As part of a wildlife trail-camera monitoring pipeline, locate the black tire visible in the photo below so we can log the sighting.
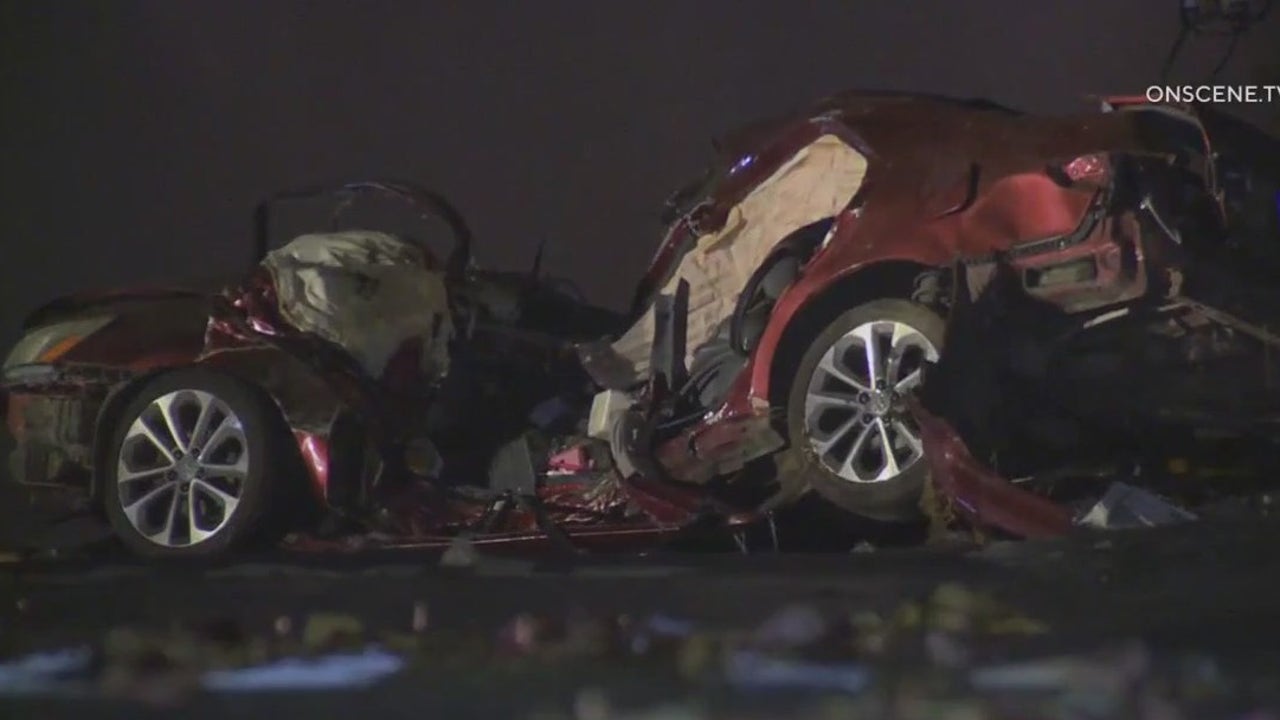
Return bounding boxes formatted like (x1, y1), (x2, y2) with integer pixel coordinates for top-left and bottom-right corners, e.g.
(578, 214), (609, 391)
(102, 368), (285, 559)
(779, 299), (946, 521)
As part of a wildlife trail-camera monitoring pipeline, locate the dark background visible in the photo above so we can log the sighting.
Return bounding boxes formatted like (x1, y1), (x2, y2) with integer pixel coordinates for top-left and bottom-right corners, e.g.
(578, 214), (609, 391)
(1, 0), (1277, 352)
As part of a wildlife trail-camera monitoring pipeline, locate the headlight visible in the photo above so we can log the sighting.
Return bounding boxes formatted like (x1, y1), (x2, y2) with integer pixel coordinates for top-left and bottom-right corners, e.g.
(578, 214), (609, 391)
(2, 315), (115, 370)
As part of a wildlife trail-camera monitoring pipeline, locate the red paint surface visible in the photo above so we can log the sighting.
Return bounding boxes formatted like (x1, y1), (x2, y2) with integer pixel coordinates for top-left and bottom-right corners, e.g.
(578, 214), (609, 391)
(292, 430), (331, 500)
(912, 402), (1073, 539)
(643, 95), (1193, 486)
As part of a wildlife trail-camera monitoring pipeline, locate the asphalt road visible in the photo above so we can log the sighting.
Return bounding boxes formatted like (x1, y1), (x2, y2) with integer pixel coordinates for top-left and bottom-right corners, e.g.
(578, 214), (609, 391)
(3, 515), (1280, 718)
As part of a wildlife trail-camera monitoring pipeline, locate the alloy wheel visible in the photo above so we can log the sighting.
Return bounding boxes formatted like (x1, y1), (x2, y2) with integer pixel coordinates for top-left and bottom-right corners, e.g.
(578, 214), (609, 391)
(802, 319), (940, 483)
(114, 389), (249, 547)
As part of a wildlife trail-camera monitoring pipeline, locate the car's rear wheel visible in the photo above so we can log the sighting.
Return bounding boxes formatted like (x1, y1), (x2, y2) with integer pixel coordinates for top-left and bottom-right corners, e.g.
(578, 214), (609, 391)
(781, 299), (945, 521)
(103, 369), (283, 559)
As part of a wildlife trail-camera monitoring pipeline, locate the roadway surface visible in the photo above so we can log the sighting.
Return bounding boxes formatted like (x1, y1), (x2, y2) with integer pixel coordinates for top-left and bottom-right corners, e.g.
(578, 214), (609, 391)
(2, 513), (1280, 718)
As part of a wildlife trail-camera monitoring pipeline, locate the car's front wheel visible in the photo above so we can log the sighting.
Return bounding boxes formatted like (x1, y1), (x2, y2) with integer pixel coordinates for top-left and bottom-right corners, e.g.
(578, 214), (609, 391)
(781, 299), (945, 521)
(103, 369), (284, 559)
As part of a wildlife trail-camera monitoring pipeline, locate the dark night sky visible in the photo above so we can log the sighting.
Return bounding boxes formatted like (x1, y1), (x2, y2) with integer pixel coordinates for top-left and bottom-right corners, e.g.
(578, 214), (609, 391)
(1, 1), (1277, 351)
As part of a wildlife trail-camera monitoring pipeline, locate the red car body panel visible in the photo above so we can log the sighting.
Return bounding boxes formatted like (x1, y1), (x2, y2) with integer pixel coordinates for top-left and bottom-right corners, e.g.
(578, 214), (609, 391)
(292, 430), (331, 500)
(913, 401), (1075, 539)
(649, 94), (1178, 484)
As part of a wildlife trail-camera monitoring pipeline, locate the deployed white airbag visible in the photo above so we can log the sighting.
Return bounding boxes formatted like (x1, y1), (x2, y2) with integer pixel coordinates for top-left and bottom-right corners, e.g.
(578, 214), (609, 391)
(262, 231), (454, 380)
(608, 134), (869, 383)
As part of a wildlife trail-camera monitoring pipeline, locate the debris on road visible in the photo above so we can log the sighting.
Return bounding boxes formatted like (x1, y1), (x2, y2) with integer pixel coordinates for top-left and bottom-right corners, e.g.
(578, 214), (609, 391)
(724, 651), (870, 695)
(200, 647), (404, 692)
(0, 647), (91, 696)
(1076, 483), (1198, 530)
(440, 534), (480, 568)
(301, 613), (366, 651)
(0, 581), (1274, 718)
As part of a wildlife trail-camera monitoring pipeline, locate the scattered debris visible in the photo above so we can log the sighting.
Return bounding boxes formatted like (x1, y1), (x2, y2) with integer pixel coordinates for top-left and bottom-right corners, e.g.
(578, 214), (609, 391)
(644, 614), (696, 639)
(412, 601), (430, 633)
(0, 583), (1274, 717)
(200, 647), (404, 692)
(440, 534), (479, 568)
(573, 686), (613, 720)
(750, 603), (831, 650)
(0, 647), (91, 695)
(724, 651), (871, 694)
(301, 613), (366, 651)
(1077, 483), (1198, 530)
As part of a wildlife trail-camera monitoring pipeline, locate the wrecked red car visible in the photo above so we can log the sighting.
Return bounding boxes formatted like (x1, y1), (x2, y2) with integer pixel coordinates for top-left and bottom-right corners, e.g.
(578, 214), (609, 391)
(3, 91), (1278, 558)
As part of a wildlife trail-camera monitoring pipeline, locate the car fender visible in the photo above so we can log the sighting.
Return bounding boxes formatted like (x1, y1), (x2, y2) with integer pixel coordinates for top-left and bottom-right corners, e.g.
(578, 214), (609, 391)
(743, 208), (955, 407)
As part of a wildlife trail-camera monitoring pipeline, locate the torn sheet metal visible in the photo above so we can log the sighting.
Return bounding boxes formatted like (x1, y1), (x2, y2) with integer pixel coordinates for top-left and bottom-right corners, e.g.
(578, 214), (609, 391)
(262, 231), (454, 380)
(912, 401), (1075, 540)
(608, 134), (868, 384)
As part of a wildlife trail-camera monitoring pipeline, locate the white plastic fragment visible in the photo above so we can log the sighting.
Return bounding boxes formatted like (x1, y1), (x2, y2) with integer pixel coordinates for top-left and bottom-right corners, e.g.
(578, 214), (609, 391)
(1076, 482), (1197, 529)
(588, 389), (632, 440)
(725, 650), (870, 694)
(200, 646), (404, 692)
(0, 646), (92, 695)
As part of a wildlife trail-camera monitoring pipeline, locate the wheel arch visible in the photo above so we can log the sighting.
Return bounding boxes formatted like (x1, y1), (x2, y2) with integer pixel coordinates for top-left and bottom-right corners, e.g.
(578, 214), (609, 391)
(763, 259), (944, 409)
(90, 369), (171, 507)
(90, 350), (342, 508)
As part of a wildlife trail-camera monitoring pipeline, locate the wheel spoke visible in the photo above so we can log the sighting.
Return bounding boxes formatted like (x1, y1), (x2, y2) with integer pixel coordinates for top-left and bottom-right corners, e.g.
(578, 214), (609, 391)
(816, 353), (868, 392)
(146, 489), (181, 545)
(123, 481), (173, 516)
(153, 393), (192, 454)
(187, 392), (218, 452)
(853, 323), (883, 388)
(197, 415), (241, 463)
(131, 420), (175, 464)
(895, 368), (924, 393)
(811, 414), (861, 455)
(117, 464), (172, 484)
(837, 421), (877, 479)
(806, 390), (862, 411)
(875, 418), (901, 479)
(892, 418), (923, 457)
(886, 324), (918, 379)
(199, 455), (248, 479)
(122, 482), (176, 540)
(188, 489), (214, 544)
(192, 479), (240, 518)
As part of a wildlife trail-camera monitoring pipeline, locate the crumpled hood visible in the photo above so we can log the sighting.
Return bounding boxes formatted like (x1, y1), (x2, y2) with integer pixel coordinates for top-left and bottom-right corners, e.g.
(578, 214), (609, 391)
(20, 279), (230, 331)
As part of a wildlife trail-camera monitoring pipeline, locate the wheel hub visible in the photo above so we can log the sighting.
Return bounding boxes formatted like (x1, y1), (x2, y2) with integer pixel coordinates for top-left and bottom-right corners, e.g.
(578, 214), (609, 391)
(866, 390), (894, 416)
(175, 454), (200, 483)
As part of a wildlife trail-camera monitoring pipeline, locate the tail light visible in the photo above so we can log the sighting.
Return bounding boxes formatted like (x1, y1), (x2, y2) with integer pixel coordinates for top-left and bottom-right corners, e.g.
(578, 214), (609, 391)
(1062, 154), (1109, 182)
(1048, 154), (1110, 186)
